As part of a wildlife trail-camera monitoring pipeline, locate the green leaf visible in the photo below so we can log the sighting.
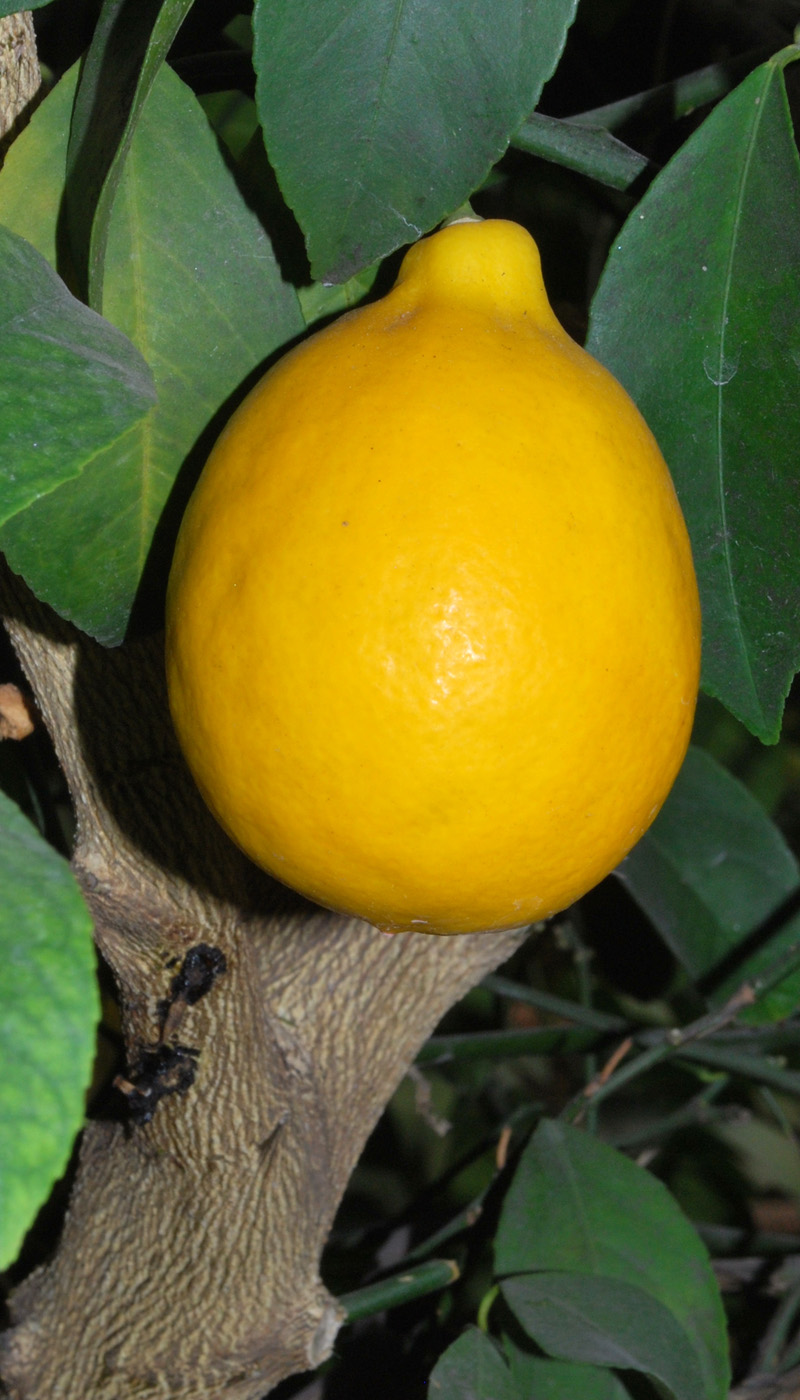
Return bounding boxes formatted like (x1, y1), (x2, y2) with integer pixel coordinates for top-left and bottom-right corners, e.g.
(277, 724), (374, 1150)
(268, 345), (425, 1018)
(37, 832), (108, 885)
(0, 63), (303, 644)
(0, 791), (98, 1270)
(504, 1337), (632, 1399)
(0, 224), (155, 527)
(429, 1327), (518, 1400)
(618, 746), (800, 1020)
(252, 0), (579, 282)
(503, 1275), (707, 1400)
(587, 48), (800, 743)
(0, 65), (76, 267)
(495, 1120), (730, 1399)
(298, 262), (382, 329)
(199, 91), (260, 161)
(0, 0), (51, 12)
(65, 0), (195, 310)
(511, 114), (648, 190)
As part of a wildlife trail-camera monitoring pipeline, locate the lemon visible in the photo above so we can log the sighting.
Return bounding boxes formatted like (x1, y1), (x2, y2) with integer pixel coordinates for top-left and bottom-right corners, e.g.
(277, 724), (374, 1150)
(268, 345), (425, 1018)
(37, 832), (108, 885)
(165, 219), (700, 935)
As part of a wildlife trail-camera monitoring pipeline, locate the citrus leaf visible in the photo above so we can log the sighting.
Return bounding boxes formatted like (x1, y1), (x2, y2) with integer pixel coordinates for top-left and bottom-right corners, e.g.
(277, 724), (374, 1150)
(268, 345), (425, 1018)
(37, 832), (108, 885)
(298, 262), (382, 328)
(0, 66), (74, 267)
(0, 0), (51, 11)
(65, 0), (194, 310)
(618, 746), (800, 1021)
(429, 1327), (518, 1400)
(0, 63), (303, 644)
(502, 1274), (706, 1400)
(495, 1120), (729, 1399)
(504, 1337), (632, 1399)
(252, 0), (579, 282)
(0, 790), (98, 1270)
(587, 47), (800, 743)
(0, 223), (155, 527)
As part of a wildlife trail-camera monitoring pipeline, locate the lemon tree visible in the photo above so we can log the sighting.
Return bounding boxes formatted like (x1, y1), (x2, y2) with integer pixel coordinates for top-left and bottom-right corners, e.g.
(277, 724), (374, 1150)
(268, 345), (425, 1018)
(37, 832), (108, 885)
(0, 3), (799, 1399)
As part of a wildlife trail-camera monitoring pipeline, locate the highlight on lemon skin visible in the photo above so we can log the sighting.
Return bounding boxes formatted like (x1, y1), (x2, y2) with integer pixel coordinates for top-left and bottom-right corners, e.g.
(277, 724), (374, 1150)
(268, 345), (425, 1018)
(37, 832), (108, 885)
(165, 218), (701, 937)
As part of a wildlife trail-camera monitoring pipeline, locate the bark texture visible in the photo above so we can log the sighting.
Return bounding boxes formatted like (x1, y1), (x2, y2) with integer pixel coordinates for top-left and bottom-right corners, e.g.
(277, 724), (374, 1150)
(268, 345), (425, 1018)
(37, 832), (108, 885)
(0, 12), (39, 152)
(0, 564), (526, 1398)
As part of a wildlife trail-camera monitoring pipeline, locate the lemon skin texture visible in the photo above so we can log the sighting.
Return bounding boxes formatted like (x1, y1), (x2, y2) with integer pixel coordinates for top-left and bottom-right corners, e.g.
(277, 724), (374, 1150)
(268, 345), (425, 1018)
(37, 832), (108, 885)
(165, 219), (701, 936)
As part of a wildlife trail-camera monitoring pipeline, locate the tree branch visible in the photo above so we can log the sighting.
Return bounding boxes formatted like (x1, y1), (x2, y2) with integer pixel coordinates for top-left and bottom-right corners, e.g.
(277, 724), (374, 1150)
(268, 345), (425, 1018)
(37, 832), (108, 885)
(0, 561), (526, 1399)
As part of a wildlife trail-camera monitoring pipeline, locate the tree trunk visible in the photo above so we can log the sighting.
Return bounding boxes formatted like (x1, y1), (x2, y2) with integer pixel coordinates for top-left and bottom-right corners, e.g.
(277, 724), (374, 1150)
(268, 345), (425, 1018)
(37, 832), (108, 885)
(0, 562), (526, 1398)
(0, 11), (39, 154)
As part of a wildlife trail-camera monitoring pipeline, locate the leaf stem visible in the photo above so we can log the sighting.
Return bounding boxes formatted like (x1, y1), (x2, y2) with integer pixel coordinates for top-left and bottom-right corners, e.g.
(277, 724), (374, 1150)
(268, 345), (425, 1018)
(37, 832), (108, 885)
(604, 1078), (730, 1151)
(697, 1222), (800, 1258)
(417, 1024), (607, 1064)
(510, 113), (648, 190)
(571, 45), (774, 132)
(338, 1258), (459, 1323)
(482, 974), (628, 1033)
(753, 1265), (800, 1373)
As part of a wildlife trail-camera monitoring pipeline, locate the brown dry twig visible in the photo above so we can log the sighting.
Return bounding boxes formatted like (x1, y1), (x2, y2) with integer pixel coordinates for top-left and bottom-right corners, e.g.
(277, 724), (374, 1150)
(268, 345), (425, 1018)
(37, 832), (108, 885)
(582, 1036), (635, 1100)
(495, 1123), (513, 1171)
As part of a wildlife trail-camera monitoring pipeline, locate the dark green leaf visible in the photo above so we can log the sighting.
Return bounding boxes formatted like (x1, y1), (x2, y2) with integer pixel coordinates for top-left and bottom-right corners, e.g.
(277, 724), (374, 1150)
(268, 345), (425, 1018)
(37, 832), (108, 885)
(0, 0), (52, 13)
(429, 1327), (518, 1400)
(0, 791), (98, 1269)
(0, 224), (155, 527)
(298, 263), (382, 328)
(618, 746), (800, 1020)
(503, 1274), (707, 1400)
(65, 0), (194, 310)
(0, 64), (303, 644)
(495, 1121), (729, 1399)
(504, 1336), (633, 1399)
(252, 0), (579, 281)
(199, 91), (260, 160)
(511, 113), (648, 190)
(587, 48), (800, 742)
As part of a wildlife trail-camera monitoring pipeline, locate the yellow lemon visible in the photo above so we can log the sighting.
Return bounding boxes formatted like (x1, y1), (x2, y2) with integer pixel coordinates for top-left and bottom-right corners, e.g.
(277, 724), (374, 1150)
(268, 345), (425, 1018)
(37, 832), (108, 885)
(165, 219), (700, 935)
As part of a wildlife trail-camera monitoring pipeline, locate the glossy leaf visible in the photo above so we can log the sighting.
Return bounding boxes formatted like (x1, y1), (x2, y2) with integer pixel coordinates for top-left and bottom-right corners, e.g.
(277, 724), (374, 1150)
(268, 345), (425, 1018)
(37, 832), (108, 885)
(503, 1275), (707, 1400)
(252, 0), (579, 282)
(619, 746), (800, 1020)
(0, 0), (50, 11)
(0, 64), (303, 644)
(0, 791), (98, 1270)
(429, 1328), (518, 1400)
(0, 224), (155, 527)
(65, 0), (194, 310)
(587, 48), (800, 742)
(504, 1338), (632, 1399)
(496, 1120), (729, 1399)
(298, 262), (382, 328)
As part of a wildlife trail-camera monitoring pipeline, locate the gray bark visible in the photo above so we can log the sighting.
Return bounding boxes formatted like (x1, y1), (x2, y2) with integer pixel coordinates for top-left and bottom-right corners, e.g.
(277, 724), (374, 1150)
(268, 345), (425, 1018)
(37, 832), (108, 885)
(0, 564), (525, 1398)
(0, 12), (39, 153)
